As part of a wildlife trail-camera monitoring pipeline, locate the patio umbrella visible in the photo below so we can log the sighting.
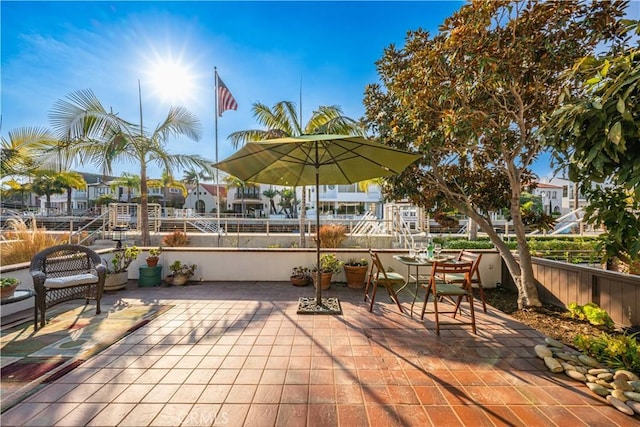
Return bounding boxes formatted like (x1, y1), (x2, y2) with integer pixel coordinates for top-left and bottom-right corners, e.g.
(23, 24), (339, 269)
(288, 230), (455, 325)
(214, 134), (420, 313)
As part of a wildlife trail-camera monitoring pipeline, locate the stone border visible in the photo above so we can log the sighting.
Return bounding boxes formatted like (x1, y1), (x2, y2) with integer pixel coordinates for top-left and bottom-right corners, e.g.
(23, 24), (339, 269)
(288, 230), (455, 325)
(535, 336), (640, 416)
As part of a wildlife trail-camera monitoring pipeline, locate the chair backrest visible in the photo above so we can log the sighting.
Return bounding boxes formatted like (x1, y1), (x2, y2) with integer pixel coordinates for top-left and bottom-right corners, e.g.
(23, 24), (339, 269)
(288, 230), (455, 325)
(369, 250), (392, 282)
(457, 250), (482, 281)
(431, 260), (473, 287)
(30, 244), (103, 278)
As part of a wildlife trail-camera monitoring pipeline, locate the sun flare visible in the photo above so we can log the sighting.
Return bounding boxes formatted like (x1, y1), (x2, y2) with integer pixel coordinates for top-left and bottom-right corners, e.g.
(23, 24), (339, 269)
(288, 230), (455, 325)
(145, 59), (196, 105)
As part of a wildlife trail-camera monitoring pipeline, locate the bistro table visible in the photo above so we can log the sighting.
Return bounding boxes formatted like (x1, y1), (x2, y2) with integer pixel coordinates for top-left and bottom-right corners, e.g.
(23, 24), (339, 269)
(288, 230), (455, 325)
(1, 289), (35, 305)
(393, 254), (454, 316)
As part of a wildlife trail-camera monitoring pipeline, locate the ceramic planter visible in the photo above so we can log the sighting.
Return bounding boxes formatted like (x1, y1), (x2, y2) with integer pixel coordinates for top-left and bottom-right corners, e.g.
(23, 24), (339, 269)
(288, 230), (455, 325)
(344, 265), (368, 289)
(104, 271), (128, 291)
(312, 272), (332, 290)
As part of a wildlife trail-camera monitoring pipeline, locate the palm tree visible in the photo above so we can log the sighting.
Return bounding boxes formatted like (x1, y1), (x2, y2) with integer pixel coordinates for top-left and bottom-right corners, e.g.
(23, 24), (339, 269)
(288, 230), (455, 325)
(228, 101), (362, 246)
(31, 170), (67, 215)
(48, 88), (211, 245)
(110, 172), (141, 203)
(262, 188), (279, 215)
(56, 171), (86, 215)
(148, 170), (187, 208)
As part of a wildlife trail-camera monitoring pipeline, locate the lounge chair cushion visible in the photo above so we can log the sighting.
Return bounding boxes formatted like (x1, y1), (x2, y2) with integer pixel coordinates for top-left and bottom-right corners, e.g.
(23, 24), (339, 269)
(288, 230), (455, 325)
(44, 273), (99, 289)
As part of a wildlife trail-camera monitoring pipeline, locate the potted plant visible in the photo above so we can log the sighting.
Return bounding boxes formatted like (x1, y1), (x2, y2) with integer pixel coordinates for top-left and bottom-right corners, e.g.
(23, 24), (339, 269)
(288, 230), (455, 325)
(312, 253), (344, 290)
(166, 260), (197, 286)
(0, 277), (20, 299)
(146, 247), (162, 267)
(290, 266), (311, 287)
(104, 245), (140, 291)
(343, 257), (369, 289)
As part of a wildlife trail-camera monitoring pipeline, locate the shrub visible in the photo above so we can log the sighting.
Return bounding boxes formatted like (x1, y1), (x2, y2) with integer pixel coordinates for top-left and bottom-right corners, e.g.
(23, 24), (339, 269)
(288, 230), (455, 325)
(0, 218), (66, 266)
(162, 231), (190, 247)
(318, 224), (347, 248)
(574, 332), (640, 374)
(567, 302), (614, 328)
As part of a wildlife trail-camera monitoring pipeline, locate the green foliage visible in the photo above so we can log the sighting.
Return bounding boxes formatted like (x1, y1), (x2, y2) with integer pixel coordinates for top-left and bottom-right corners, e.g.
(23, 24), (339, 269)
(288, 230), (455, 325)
(291, 266), (311, 278)
(567, 302), (614, 328)
(108, 245), (140, 274)
(168, 260), (197, 278)
(574, 331), (640, 374)
(543, 22), (639, 266)
(314, 253), (344, 274)
(0, 277), (19, 287)
(345, 258), (368, 267)
(147, 247), (162, 258)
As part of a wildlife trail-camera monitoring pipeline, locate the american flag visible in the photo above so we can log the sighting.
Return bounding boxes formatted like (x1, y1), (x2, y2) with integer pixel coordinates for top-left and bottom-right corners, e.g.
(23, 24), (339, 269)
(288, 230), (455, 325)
(217, 74), (238, 117)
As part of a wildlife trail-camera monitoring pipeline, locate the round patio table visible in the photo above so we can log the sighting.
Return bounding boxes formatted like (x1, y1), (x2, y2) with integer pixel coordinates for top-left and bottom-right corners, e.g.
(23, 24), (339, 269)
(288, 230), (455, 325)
(1, 289), (35, 305)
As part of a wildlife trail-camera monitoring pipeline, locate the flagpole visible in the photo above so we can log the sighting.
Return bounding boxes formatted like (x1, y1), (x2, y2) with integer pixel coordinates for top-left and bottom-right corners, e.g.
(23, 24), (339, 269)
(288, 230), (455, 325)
(214, 67), (221, 243)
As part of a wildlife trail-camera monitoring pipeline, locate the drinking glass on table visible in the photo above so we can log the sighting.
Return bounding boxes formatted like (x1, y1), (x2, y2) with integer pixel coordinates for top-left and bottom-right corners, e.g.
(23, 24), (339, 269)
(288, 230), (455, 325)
(434, 244), (442, 258)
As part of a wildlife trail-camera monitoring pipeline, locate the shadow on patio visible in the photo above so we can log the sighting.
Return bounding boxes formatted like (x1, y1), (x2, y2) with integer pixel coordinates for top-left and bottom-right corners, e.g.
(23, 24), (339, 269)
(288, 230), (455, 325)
(1, 281), (635, 426)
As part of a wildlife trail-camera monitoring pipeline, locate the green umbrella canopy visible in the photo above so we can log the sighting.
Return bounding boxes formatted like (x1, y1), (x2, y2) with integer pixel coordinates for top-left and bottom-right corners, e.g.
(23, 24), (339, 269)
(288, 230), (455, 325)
(214, 134), (420, 186)
(215, 134), (419, 313)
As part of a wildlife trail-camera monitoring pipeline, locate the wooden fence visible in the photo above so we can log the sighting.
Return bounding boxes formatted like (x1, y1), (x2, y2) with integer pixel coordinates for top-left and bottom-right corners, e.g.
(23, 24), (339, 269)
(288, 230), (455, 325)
(502, 257), (640, 327)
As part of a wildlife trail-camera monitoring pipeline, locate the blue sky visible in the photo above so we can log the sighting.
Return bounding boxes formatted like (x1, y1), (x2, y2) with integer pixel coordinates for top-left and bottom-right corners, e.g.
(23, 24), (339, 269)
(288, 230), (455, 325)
(5, 0), (632, 180)
(2, 1), (467, 179)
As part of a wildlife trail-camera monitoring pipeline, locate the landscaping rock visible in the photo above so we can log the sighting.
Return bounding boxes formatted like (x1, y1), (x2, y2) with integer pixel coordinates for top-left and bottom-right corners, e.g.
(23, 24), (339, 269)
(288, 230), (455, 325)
(544, 356), (563, 373)
(586, 382), (611, 397)
(534, 344), (553, 359)
(596, 379), (614, 389)
(597, 372), (614, 381)
(628, 401), (640, 415)
(586, 374), (598, 383)
(607, 395), (635, 416)
(624, 391), (640, 403)
(556, 352), (580, 364)
(612, 390), (628, 401)
(566, 370), (587, 382)
(578, 354), (601, 368)
(613, 378), (634, 391)
(616, 370), (640, 381)
(588, 368), (611, 375)
(545, 337), (564, 348)
(630, 381), (640, 393)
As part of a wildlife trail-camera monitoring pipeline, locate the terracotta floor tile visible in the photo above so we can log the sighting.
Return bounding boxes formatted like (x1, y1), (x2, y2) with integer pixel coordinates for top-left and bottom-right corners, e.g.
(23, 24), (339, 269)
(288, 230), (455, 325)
(365, 404), (403, 427)
(335, 384), (364, 404)
(537, 405), (590, 426)
(564, 405), (632, 427)
(243, 403), (279, 427)
(481, 405), (527, 427)
(395, 404), (432, 426)
(308, 384), (336, 404)
(118, 402), (164, 427)
(308, 403), (338, 425)
(150, 403), (192, 426)
(362, 385), (392, 405)
(337, 404), (369, 426)
(452, 405), (495, 427)
(225, 384), (258, 404)
(197, 384), (231, 404)
(281, 384), (309, 404)
(253, 384), (283, 404)
(217, 403), (250, 427)
(85, 403), (136, 426)
(276, 403), (308, 427)
(509, 405), (555, 427)
(386, 385), (420, 404)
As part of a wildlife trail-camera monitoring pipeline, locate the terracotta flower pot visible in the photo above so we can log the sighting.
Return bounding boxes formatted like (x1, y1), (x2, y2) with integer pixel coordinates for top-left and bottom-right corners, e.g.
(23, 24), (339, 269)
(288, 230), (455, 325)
(146, 257), (159, 267)
(0, 283), (19, 299)
(290, 276), (309, 286)
(344, 265), (368, 289)
(312, 272), (332, 290)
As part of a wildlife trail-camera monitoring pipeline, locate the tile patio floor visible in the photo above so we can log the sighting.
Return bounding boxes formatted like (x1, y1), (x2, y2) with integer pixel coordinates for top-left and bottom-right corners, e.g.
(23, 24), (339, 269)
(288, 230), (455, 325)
(1, 281), (638, 426)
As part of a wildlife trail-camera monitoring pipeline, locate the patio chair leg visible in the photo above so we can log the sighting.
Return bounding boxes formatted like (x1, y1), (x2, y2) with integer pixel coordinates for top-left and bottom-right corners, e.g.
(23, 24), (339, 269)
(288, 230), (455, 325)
(369, 282), (378, 312)
(468, 294), (477, 334)
(420, 287), (432, 320)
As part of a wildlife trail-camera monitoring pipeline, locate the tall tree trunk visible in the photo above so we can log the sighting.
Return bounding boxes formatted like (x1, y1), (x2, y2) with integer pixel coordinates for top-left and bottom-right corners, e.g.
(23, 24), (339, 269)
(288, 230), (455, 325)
(66, 187), (73, 216)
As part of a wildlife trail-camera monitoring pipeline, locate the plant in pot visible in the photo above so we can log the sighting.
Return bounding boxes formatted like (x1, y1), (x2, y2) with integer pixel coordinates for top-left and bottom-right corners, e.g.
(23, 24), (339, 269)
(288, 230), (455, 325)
(290, 266), (311, 287)
(343, 257), (369, 289)
(104, 245), (140, 291)
(0, 277), (20, 299)
(146, 247), (162, 267)
(312, 253), (344, 290)
(166, 260), (197, 286)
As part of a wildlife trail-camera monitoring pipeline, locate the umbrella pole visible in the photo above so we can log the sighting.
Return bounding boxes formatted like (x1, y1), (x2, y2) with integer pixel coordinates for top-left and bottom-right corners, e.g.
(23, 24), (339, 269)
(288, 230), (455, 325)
(315, 155), (322, 307)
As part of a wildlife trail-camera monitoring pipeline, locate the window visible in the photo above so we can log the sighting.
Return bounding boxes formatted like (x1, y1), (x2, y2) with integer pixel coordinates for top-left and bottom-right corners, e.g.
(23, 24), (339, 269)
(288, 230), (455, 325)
(168, 188), (181, 194)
